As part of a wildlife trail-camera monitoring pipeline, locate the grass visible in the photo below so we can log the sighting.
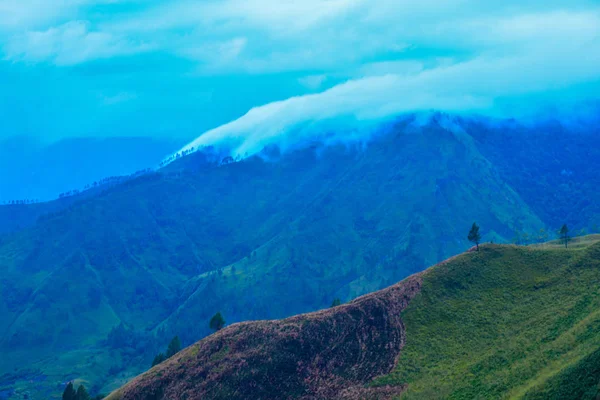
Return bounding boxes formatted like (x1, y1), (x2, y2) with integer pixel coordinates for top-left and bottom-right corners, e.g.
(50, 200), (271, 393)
(530, 234), (600, 249)
(372, 236), (600, 399)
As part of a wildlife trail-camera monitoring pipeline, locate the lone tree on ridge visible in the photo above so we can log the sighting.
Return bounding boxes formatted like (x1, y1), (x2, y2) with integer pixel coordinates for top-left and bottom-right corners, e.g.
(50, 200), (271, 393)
(559, 224), (570, 248)
(468, 222), (482, 251)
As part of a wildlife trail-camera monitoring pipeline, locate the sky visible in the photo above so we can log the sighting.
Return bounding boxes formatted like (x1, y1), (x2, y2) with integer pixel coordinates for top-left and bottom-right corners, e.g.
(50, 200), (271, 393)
(0, 0), (599, 148)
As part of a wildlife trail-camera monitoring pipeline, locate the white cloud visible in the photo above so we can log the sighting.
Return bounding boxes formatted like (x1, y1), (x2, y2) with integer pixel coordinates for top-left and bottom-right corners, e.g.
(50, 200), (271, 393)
(4, 20), (151, 65)
(96, 1), (600, 76)
(179, 37), (247, 68)
(3, 0), (598, 74)
(0, 0), (73, 30)
(298, 75), (327, 90)
(110, 0), (364, 34)
(0, 0), (599, 149)
(0, 0), (116, 30)
(176, 9), (600, 158)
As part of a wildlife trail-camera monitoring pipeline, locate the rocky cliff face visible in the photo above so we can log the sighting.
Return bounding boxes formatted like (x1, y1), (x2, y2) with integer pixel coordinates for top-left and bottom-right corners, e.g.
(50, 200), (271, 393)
(108, 273), (424, 400)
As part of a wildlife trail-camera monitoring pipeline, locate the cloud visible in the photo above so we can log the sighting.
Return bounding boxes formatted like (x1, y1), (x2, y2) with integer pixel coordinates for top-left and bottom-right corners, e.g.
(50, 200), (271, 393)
(110, 0), (364, 34)
(4, 20), (151, 65)
(0, 0), (118, 31)
(0, 0), (599, 147)
(0, 0), (76, 30)
(177, 8), (600, 158)
(179, 37), (247, 69)
(298, 75), (328, 90)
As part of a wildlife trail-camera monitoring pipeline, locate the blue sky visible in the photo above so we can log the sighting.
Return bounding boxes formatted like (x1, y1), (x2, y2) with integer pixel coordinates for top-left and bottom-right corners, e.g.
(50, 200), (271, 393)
(0, 0), (599, 146)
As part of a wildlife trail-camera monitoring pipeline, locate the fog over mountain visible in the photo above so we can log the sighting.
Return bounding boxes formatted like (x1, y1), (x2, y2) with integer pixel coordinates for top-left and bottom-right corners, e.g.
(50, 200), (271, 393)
(175, 6), (600, 158)
(1, 1), (599, 145)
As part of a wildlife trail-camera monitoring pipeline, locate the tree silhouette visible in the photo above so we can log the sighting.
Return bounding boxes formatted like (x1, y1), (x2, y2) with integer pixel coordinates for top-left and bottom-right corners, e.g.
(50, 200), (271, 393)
(151, 352), (166, 367)
(331, 298), (342, 307)
(76, 385), (91, 400)
(62, 382), (77, 400)
(209, 312), (226, 332)
(468, 223), (482, 251)
(166, 336), (182, 358)
(559, 224), (570, 248)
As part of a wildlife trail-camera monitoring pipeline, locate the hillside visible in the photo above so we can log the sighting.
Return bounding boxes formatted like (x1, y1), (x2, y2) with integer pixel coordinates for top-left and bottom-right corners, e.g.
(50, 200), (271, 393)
(108, 237), (600, 400)
(1, 116), (598, 398)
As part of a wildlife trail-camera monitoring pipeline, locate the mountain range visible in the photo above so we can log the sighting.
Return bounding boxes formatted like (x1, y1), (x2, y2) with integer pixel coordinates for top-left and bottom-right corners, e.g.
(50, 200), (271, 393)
(0, 136), (185, 204)
(0, 114), (599, 398)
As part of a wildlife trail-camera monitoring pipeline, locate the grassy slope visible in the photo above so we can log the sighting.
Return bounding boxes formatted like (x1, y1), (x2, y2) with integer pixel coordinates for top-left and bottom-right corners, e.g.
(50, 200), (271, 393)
(105, 238), (600, 400)
(105, 273), (424, 400)
(373, 237), (600, 399)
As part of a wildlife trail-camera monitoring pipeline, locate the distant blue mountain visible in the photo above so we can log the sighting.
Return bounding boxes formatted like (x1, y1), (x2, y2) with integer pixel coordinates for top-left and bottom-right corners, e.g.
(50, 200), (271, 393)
(0, 136), (187, 203)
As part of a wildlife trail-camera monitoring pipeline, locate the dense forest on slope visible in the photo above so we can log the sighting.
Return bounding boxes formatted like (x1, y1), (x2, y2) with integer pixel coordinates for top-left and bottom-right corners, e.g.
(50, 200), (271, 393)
(108, 237), (600, 400)
(468, 119), (600, 233)
(0, 116), (599, 398)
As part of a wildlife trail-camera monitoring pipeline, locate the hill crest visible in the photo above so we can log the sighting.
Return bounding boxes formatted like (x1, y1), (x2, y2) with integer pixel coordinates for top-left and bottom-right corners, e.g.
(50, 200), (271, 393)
(108, 238), (600, 400)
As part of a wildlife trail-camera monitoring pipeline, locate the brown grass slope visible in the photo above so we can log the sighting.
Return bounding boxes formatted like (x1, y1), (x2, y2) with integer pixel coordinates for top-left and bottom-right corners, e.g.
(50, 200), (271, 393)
(107, 273), (424, 400)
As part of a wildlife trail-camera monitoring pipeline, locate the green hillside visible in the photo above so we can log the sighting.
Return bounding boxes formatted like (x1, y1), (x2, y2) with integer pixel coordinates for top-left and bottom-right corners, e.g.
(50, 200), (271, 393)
(107, 237), (600, 400)
(373, 237), (600, 399)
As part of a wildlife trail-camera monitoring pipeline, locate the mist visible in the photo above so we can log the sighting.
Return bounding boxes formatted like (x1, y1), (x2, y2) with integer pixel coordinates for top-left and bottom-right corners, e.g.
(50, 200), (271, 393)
(1, 2), (599, 147)
(178, 31), (600, 158)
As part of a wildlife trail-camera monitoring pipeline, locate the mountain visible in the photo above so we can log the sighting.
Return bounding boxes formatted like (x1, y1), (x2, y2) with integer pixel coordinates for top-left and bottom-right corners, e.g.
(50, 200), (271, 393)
(0, 115), (599, 398)
(107, 236), (600, 400)
(0, 136), (186, 204)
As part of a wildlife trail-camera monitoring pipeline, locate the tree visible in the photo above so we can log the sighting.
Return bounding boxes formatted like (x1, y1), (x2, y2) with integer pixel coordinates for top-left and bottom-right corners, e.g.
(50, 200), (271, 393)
(559, 224), (570, 248)
(151, 352), (166, 367)
(468, 223), (482, 251)
(166, 336), (181, 358)
(76, 385), (91, 400)
(331, 298), (342, 307)
(62, 382), (77, 400)
(209, 312), (226, 332)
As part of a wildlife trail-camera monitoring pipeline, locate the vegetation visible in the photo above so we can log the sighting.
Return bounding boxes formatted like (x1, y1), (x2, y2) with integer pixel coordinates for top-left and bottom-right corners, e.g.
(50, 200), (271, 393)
(209, 312), (226, 332)
(166, 336), (181, 358)
(76, 385), (91, 400)
(151, 353), (166, 368)
(62, 382), (92, 400)
(1, 119), (598, 397)
(373, 237), (600, 399)
(107, 238), (600, 400)
(151, 336), (182, 367)
(62, 382), (76, 400)
(331, 298), (342, 307)
(467, 222), (481, 251)
(468, 120), (600, 233)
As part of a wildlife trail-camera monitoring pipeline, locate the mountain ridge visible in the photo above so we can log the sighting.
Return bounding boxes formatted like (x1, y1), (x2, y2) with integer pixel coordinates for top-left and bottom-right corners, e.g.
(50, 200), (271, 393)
(1, 117), (599, 398)
(107, 236), (600, 400)
(108, 272), (425, 400)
